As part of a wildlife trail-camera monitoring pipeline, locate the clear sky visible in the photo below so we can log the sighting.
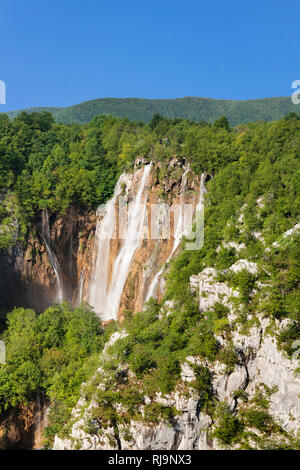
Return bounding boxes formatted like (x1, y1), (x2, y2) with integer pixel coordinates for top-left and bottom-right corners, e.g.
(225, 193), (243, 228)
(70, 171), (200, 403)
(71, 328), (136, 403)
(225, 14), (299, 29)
(0, 0), (299, 111)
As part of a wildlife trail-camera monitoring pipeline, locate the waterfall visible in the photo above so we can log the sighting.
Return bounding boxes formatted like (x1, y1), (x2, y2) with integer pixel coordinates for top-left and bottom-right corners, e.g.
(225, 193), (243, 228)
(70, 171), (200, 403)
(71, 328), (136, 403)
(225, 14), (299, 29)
(77, 268), (85, 305)
(88, 163), (152, 321)
(197, 172), (207, 209)
(41, 209), (63, 303)
(34, 391), (42, 448)
(170, 164), (192, 257)
(145, 170), (205, 302)
(102, 163), (152, 320)
(88, 173), (126, 315)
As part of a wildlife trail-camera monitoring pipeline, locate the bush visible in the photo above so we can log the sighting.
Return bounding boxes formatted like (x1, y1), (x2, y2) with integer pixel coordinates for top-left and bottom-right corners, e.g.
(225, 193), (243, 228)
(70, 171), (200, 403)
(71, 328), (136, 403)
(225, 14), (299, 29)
(128, 344), (156, 377)
(213, 403), (244, 446)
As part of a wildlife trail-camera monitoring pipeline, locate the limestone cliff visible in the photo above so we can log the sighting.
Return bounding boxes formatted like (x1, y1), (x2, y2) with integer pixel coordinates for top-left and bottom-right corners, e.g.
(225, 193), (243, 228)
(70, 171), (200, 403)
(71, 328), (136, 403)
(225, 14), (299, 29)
(52, 201), (300, 450)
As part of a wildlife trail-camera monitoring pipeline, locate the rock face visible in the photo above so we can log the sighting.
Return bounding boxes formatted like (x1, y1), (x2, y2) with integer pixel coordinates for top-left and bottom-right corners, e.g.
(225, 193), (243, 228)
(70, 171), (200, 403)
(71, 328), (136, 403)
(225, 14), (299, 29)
(0, 206), (97, 312)
(53, 369), (213, 451)
(53, 313), (300, 450)
(82, 161), (202, 320)
(53, 259), (300, 451)
(189, 264), (300, 436)
(0, 395), (49, 450)
(190, 267), (239, 311)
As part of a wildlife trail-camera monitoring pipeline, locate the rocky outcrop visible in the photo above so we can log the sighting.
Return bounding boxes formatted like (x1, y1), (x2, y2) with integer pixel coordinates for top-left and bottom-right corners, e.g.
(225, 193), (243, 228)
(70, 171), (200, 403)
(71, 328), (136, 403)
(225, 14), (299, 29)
(52, 314), (300, 451)
(189, 263), (300, 436)
(53, 392), (213, 451)
(53, 254), (300, 450)
(0, 395), (49, 450)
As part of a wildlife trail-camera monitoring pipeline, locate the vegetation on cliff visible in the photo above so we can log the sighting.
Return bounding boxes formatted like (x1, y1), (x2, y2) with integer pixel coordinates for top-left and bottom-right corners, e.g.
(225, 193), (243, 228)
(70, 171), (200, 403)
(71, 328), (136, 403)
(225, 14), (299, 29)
(0, 304), (105, 433)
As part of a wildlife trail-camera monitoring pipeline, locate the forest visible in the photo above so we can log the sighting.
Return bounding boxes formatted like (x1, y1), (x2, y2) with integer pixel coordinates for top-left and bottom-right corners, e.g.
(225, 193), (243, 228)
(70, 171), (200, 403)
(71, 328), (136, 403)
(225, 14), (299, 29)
(5, 96), (300, 126)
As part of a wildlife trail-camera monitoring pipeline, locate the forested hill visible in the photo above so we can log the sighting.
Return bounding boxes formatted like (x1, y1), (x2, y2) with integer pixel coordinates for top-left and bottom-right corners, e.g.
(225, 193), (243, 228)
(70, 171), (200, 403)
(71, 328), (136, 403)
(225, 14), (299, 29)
(5, 96), (300, 126)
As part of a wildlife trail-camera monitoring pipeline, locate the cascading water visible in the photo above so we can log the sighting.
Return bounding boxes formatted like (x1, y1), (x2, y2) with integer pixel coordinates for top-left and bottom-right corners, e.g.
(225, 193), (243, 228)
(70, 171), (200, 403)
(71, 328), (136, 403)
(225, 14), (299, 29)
(77, 268), (85, 305)
(145, 169), (205, 301)
(41, 209), (63, 303)
(197, 172), (206, 211)
(88, 174), (126, 314)
(88, 163), (152, 321)
(102, 163), (152, 320)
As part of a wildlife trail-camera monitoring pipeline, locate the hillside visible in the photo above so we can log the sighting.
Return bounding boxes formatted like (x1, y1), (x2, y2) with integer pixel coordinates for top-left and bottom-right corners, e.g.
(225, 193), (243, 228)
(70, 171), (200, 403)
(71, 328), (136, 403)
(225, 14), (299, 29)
(0, 112), (299, 450)
(5, 96), (300, 126)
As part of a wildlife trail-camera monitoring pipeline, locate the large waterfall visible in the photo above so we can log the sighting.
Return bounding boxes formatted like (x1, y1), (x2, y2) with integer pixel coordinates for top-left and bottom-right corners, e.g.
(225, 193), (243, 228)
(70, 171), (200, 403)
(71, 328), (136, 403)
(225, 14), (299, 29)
(88, 164), (152, 321)
(86, 164), (205, 321)
(88, 174), (126, 317)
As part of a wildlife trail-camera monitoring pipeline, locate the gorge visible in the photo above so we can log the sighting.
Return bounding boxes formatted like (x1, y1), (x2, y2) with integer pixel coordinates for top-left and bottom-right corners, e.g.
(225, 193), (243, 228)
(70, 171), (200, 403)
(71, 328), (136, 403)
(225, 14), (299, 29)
(0, 111), (299, 450)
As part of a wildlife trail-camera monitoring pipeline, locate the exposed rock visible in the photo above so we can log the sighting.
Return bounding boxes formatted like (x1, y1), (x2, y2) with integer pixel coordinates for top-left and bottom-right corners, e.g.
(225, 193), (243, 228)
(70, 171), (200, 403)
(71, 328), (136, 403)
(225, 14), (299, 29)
(0, 396), (49, 450)
(216, 241), (246, 252)
(229, 259), (258, 275)
(190, 268), (239, 312)
(273, 222), (300, 248)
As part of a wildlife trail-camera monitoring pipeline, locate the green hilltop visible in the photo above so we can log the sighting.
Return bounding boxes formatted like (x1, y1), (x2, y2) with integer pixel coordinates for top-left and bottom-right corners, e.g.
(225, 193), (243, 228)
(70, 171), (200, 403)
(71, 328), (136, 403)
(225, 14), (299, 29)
(5, 96), (300, 126)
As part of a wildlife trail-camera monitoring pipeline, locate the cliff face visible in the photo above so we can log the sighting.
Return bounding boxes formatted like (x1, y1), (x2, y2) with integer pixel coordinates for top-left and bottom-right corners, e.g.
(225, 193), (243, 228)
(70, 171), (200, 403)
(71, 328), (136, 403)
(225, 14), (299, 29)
(53, 256), (300, 451)
(52, 188), (300, 451)
(0, 206), (96, 313)
(0, 395), (49, 450)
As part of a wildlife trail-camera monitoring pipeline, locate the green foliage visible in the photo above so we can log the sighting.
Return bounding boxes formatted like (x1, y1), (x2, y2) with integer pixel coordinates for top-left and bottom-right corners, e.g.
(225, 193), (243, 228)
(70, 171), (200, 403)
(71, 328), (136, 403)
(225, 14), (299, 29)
(243, 409), (274, 433)
(277, 322), (300, 357)
(128, 344), (156, 377)
(143, 403), (177, 424)
(218, 345), (239, 374)
(191, 364), (215, 415)
(213, 403), (244, 446)
(0, 303), (103, 413)
(229, 270), (257, 304)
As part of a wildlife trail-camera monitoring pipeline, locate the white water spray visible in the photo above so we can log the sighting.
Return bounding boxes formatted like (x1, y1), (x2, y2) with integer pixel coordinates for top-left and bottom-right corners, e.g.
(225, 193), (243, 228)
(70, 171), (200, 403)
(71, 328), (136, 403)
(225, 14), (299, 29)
(88, 174), (125, 314)
(88, 164), (152, 320)
(77, 268), (85, 305)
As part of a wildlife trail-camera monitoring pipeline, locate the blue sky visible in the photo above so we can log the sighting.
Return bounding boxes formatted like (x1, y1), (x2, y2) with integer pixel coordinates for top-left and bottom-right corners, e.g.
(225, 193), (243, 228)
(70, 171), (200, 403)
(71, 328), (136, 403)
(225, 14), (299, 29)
(0, 0), (299, 111)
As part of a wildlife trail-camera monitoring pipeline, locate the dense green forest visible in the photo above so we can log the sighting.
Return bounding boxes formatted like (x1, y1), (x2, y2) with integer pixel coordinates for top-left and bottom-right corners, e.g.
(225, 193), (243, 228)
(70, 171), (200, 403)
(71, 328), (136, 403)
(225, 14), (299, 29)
(1, 109), (300, 252)
(0, 110), (299, 448)
(5, 96), (300, 126)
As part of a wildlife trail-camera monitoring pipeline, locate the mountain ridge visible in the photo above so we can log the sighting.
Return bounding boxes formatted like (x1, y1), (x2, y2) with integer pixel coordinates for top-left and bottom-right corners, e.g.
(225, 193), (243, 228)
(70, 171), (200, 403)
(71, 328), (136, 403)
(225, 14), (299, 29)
(4, 96), (300, 126)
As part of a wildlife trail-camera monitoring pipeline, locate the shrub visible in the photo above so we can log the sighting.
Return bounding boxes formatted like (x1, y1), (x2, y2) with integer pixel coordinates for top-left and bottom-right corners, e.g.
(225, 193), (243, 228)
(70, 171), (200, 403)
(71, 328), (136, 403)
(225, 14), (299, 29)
(128, 344), (156, 377)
